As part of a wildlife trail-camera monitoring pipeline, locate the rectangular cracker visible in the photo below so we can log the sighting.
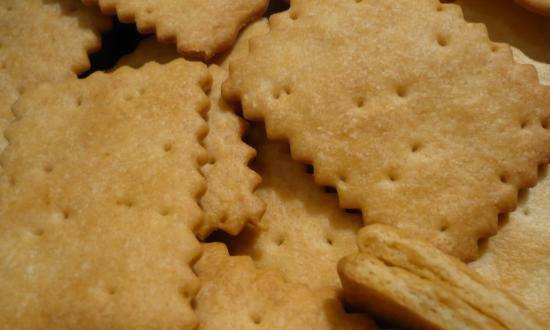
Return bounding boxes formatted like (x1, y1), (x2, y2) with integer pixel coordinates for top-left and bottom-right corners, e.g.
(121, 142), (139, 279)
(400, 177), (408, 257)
(338, 224), (543, 330)
(116, 24), (269, 239)
(0, 60), (210, 329)
(193, 243), (377, 330)
(0, 0), (111, 153)
(223, 0), (550, 261)
(81, 0), (268, 58)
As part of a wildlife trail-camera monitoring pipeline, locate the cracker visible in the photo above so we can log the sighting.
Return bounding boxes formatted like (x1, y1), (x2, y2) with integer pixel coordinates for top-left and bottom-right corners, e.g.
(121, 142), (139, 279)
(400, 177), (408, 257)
(338, 224), (543, 330)
(0, 0), (111, 153)
(515, 0), (550, 17)
(512, 48), (550, 85)
(454, 0), (550, 62)
(227, 126), (362, 289)
(0, 60), (210, 329)
(116, 37), (265, 239)
(470, 165), (550, 324)
(81, 0), (268, 59)
(194, 243), (377, 330)
(223, 0), (550, 261)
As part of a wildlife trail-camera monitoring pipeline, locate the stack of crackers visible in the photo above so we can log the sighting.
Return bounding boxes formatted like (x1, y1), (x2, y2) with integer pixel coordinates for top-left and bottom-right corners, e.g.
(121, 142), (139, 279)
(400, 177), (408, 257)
(0, 0), (549, 329)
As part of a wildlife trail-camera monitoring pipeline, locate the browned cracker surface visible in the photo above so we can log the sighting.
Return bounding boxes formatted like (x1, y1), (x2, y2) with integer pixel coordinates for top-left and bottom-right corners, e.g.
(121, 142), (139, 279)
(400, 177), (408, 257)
(0, 60), (210, 329)
(116, 34), (265, 239)
(338, 224), (543, 330)
(194, 243), (377, 330)
(223, 0), (550, 261)
(81, 0), (268, 59)
(227, 126), (362, 290)
(0, 0), (111, 153)
(454, 0), (550, 63)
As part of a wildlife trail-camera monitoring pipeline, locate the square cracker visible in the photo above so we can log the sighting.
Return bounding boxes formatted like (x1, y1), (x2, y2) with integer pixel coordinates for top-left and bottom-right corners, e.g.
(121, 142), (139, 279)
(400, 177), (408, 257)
(223, 0), (550, 261)
(81, 0), (268, 59)
(0, 60), (210, 329)
(226, 126), (362, 290)
(338, 224), (543, 330)
(0, 0), (111, 153)
(193, 243), (377, 330)
(116, 22), (269, 239)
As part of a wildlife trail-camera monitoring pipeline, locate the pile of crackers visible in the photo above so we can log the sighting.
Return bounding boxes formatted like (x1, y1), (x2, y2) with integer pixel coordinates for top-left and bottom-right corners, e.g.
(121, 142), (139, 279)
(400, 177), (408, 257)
(0, 0), (549, 329)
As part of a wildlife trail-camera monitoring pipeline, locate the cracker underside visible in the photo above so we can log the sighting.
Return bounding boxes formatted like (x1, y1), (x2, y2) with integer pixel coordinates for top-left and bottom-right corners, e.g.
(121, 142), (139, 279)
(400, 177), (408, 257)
(223, 0), (550, 261)
(81, 0), (268, 59)
(226, 126), (361, 289)
(338, 225), (543, 330)
(0, 0), (110, 153)
(116, 34), (265, 239)
(0, 61), (210, 329)
(194, 243), (377, 330)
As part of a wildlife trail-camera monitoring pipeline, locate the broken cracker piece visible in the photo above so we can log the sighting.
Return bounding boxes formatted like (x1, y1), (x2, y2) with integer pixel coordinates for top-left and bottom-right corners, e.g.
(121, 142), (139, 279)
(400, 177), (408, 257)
(116, 37), (265, 239)
(0, 0), (111, 153)
(81, 0), (268, 59)
(227, 126), (362, 289)
(0, 60), (210, 329)
(194, 243), (377, 330)
(223, 0), (550, 261)
(338, 224), (543, 330)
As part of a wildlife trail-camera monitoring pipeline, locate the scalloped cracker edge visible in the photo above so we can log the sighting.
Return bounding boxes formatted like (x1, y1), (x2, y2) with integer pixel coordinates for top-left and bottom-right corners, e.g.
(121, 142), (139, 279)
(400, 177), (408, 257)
(0, 60), (210, 329)
(81, 0), (268, 59)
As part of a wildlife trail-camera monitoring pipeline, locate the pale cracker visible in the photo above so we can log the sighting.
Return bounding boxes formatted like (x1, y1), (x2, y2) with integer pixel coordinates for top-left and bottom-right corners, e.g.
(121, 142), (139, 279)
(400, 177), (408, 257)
(0, 0), (111, 153)
(0, 60), (210, 329)
(454, 0), (550, 62)
(223, 0), (550, 261)
(194, 243), (377, 330)
(116, 36), (265, 239)
(227, 126), (362, 289)
(81, 0), (268, 59)
(514, 0), (550, 17)
(338, 224), (543, 330)
(512, 48), (550, 85)
(470, 165), (550, 324)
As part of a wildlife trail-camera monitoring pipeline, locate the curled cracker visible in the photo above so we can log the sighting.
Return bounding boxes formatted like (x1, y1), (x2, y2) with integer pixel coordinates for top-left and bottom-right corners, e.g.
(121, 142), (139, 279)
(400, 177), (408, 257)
(338, 224), (543, 330)
(0, 60), (210, 329)
(223, 0), (550, 261)
(194, 243), (377, 330)
(514, 0), (550, 17)
(0, 0), (111, 153)
(81, 0), (268, 59)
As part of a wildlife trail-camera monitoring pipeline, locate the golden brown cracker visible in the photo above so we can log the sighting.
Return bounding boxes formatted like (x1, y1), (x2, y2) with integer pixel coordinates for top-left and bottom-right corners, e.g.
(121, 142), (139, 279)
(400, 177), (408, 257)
(470, 166), (550, 324)
(0, 60), (210, 329)
(81, 0), (268, 59)
(453, 0), (550, 62)
(223, 0), (550, 261)
(227, 126), (362, 289)
(194, 243), (377, 330)
(338, 225), (543, 330)
(0, 0), (111, 153)
(515, 0), (550, 17)
(116, 38), (265, 239)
